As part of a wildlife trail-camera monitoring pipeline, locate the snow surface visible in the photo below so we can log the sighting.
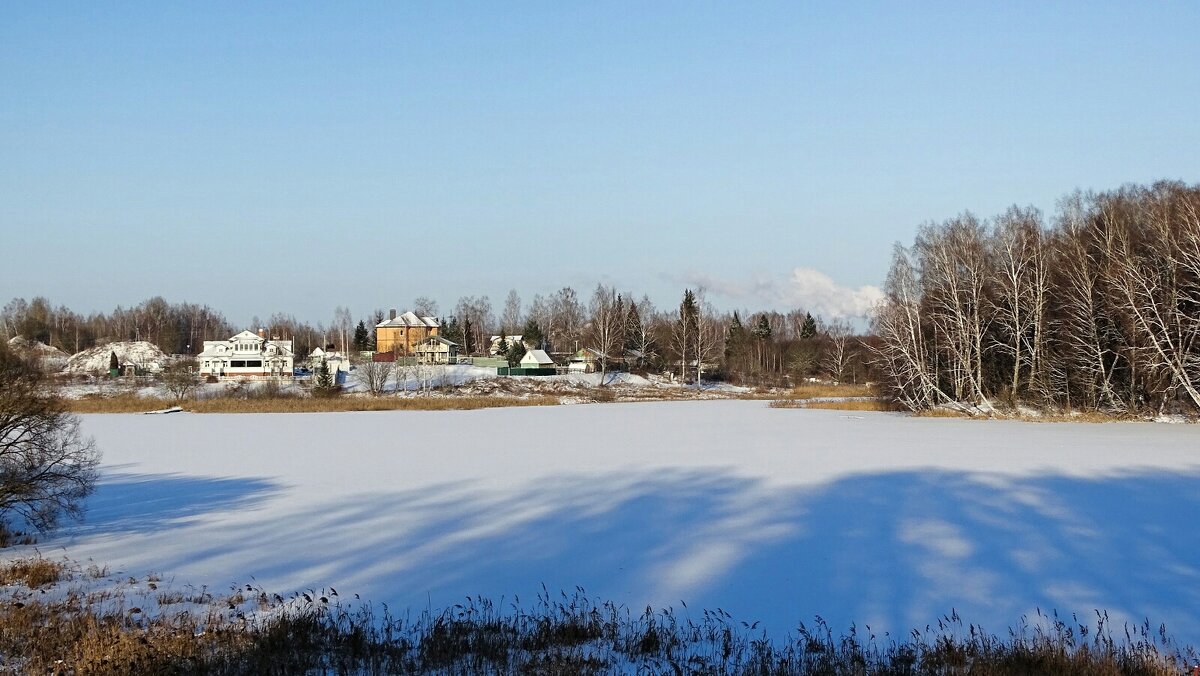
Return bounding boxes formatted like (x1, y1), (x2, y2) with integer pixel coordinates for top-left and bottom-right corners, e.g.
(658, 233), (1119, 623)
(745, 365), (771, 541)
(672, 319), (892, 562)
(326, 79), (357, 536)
(10, 401), (1200, 644)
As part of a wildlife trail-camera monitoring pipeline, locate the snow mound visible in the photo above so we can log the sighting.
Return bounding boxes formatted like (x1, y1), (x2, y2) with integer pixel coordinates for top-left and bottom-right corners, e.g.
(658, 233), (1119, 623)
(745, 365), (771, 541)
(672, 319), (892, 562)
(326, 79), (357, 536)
(6, 336), (70, 371)
(65, 341), (167, 374)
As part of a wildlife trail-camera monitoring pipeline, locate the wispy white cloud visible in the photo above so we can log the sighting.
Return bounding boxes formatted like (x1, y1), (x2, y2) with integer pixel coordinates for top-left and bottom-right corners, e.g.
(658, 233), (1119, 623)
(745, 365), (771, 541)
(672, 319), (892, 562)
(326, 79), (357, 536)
(672, 267), (882, 321)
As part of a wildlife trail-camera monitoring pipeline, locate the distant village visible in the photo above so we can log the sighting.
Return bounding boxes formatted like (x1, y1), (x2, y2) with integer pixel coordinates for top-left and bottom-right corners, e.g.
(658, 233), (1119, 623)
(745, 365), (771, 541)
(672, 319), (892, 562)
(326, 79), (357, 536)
(0, 290), (872, 390)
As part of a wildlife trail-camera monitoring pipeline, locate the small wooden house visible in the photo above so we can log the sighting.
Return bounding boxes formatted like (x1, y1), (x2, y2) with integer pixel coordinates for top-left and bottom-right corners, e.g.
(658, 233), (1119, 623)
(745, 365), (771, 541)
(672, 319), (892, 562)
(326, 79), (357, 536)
(414, 335), (460, 365)
(520, 349), (556, 369)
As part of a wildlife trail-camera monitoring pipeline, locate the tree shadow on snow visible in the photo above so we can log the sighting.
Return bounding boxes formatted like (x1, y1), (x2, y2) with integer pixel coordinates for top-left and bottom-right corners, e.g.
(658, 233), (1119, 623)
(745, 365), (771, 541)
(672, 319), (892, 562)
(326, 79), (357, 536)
(51, 464), (1200, 648)
(67, 470), (281, 538)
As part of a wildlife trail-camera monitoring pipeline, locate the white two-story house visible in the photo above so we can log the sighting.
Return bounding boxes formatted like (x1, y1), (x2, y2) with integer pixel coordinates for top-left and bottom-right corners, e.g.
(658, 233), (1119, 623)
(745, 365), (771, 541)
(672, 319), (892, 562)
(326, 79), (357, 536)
(198, 330), (294, 379)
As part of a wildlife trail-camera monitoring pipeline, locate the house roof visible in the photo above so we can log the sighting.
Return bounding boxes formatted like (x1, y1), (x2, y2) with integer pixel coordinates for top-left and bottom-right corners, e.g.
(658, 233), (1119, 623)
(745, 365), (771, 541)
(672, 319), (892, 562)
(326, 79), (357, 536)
(521, 349), (555, 365)
(377, 311), (440, 328)
(573, 347), (608, 360)
(197, 333), (294, 358)
(417, 335), (458, 347)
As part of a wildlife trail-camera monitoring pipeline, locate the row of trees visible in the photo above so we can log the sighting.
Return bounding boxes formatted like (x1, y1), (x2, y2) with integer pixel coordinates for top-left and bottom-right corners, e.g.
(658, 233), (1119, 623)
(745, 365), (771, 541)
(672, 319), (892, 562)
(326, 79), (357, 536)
(0, 296), (234, 356)
(873, 180), (1200, 414)
(2, 289), (871, 386)
(0, 297), (383, 364)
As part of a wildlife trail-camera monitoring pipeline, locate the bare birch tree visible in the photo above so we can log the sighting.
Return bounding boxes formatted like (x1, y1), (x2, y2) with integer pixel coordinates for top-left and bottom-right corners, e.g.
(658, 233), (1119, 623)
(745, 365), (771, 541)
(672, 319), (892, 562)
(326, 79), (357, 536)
(989, 205), (1050, 402)
(823, 319), (853, 382)
(502, 290), (522, 333)
(587, 285), (624, 386)
(916, 214), (992, 408)
(871, 244), (958, 411)
(1108, 184), (1200, 409)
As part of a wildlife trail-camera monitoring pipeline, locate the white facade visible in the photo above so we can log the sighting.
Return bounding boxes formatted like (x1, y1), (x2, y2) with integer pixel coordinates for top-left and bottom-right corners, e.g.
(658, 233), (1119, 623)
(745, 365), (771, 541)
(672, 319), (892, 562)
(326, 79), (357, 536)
(198, 330), (294, 379)
(414, 336), (459, 365)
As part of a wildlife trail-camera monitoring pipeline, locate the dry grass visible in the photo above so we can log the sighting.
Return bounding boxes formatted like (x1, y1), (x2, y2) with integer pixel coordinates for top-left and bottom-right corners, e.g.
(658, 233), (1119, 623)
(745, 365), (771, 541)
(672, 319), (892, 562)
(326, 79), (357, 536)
(0, 557), (64, 588)
(0, 573), (1187, 675)
(65, 394), (560, 414)
(910, 408), (1137, 422)
(912, 407), (974, 418)
(1023, 410), (1135, 424)
(775, 383), (878, 400)
(769, 398), (894, 412)
(799, 399), (894, 412)
(184, 395), (559, 413)
(66, 394), (174, 413)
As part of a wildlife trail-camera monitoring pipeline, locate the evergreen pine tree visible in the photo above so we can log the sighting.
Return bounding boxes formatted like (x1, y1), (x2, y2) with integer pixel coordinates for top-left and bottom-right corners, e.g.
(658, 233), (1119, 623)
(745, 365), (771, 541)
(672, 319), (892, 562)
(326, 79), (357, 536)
(522, 319), (545, 351)
(353, 320), (369, 352)
(677, 289), (699, 382)
(624, 301), (642, 352)
(313, 358), (340, 397)
(801, 312), (818, 339)
(753, 315), (772, 341)
(726, 311), (746, 363)
(507, 340), (526, 367)
(680, 290), (698, 334)
(108, 350), (119, 373)
(441, 316), (464, 346)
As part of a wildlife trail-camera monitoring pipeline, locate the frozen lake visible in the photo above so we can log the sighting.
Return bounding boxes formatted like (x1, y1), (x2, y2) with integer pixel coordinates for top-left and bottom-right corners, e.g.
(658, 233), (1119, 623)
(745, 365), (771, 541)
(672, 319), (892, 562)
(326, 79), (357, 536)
(15, 401), (1200, 644)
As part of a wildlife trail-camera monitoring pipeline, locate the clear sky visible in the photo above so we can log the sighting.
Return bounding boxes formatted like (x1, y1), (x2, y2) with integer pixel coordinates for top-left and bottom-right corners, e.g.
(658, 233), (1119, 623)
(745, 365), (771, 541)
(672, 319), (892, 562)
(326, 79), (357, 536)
(2, 2), (1197, 326)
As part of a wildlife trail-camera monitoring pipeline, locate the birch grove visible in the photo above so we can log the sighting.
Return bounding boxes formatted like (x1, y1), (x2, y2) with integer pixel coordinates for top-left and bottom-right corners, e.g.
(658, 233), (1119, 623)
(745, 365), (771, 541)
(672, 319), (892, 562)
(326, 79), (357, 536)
(874, 181), (1200, 414)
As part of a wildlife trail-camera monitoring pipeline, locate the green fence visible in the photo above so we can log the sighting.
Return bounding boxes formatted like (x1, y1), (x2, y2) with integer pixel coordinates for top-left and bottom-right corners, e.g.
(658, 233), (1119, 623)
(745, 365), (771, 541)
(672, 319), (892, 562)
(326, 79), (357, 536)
(497, 367), (558, 376)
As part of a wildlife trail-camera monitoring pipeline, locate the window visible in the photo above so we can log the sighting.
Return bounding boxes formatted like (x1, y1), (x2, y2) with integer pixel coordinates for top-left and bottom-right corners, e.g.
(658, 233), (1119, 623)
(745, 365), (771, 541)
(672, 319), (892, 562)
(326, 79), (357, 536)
(231, 360), (246, 368)
(246, 360), (262, 368)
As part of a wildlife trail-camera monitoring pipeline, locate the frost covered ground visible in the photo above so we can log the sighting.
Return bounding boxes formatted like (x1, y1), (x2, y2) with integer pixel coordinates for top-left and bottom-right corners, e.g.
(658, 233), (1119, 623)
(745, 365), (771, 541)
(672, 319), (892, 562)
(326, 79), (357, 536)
(8, 401), (1200, 646)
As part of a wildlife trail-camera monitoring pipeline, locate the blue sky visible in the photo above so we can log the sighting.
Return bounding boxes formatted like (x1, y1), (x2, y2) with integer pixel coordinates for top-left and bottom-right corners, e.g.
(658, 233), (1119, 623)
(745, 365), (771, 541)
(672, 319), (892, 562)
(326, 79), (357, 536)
(2, 2), (1197, 326)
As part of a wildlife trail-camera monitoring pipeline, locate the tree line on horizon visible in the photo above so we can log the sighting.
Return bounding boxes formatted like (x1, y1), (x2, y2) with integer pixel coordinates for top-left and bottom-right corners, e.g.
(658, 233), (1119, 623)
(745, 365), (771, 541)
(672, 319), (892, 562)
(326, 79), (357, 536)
(9, 178), (1197, 405)
(873, 180), (1200, 415)
(1, 286), (872, 386)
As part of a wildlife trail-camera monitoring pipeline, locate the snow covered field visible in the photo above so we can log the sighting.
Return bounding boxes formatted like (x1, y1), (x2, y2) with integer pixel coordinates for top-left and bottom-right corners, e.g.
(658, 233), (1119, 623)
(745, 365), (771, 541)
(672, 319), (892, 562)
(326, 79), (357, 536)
(11, 401), (1200, 645)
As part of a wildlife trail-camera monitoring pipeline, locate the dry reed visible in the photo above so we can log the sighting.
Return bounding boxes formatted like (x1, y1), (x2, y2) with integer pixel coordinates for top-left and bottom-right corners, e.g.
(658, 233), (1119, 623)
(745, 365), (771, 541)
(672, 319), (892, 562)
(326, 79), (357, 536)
(776, 383), (878, 400)
(64, 394), (559, 414)
(0, 563), (1188, 675)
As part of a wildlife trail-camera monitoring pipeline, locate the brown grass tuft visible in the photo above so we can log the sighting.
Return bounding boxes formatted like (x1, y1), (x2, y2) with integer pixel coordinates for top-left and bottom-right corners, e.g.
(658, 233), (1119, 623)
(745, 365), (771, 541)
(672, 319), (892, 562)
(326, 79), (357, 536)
(0, 557), (64, 588)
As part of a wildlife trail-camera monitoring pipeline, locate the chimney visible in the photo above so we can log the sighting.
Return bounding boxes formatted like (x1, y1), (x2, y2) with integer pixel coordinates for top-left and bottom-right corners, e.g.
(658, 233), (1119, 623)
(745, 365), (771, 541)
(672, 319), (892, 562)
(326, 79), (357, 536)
(389, 308), (397, 320)
(258, 329), (265, 339)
